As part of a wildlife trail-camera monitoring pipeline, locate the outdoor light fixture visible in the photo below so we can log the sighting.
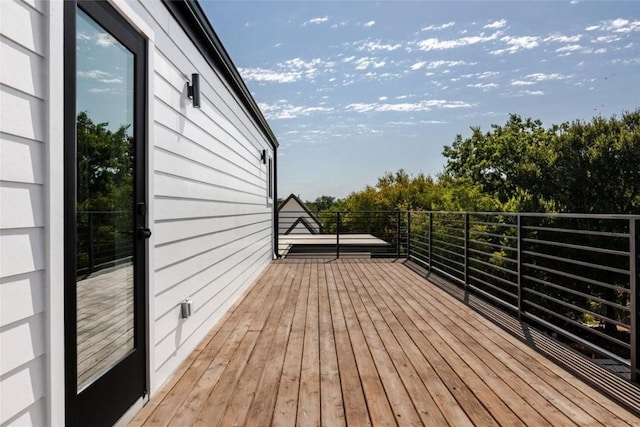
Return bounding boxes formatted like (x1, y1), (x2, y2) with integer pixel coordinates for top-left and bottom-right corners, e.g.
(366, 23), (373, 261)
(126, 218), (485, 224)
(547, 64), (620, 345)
(260, 149), (267, 164)
(180, 298), (192, 319)
(187, 73), (201, 108)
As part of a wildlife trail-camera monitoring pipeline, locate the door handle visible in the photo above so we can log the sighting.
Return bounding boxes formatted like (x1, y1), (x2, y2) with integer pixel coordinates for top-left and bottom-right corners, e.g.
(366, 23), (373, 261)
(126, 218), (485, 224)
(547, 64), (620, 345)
(138, 227), (152, 239)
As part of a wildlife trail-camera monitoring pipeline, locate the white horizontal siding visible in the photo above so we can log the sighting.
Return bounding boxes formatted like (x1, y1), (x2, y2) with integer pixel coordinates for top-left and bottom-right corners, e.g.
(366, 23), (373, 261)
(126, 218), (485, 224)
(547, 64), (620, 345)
(154, 197), (270, 222)
(122, 0), (275, 394)
(0, 183), (44, 229)
(154, 212), (270, 245)
(0, 1), (47, 425)
(0, 0), (45, 55)
(0, 357), (45, 425)
(0, 272), (45, 327)
(0, 314), (45, 376)
(0, 133), (44, 185)
(0, 86), (45, 142)
(154, 240), (271, 382)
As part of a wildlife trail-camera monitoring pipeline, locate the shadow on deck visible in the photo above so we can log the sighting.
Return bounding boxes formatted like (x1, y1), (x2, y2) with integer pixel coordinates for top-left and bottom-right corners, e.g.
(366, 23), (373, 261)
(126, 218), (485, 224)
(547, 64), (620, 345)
(131, 259), (640, 426)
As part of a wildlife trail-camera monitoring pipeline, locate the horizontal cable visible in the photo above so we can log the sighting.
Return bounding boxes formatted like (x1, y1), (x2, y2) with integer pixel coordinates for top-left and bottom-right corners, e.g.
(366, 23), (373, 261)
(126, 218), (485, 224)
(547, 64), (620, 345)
(468, 266), (518, 288)
(522, 301), (630, 350)
(523, 274), (630, 312)
(468, 284), (518, 311)
(468, 274), (518, 299)
(522, 311), (631, 365)
(522, 225), (629, 239)
(431, 251), (465, 269)
(468, 247), (518, 264)
(522, 263), (630, 293)
(522, 237), (629, 257)
(523, 287), (629, 329)
(522, 251), (629, 275)
(469, 220), (517, 228)
(469, 257), (518, 276)
(468, 238), (517, 252)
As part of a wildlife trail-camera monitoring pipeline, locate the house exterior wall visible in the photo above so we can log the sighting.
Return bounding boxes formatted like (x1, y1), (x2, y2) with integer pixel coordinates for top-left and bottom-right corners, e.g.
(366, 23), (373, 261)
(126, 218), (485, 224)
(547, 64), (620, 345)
(278, 198), (322, 235)
(0, 0), (276, 424)
(0, 1), (50, 425)
(135, 0), (275, 391)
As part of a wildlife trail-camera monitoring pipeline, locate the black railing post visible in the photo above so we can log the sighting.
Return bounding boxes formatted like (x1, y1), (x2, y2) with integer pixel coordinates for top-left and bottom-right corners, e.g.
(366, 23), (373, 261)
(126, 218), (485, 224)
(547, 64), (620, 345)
(336, 211), (341, 259)
(88, 212), (94, 275)
(631, 218), (638, 382)
(406, 211), (411, 260)
(396, 211), (401, 259)
(428, 212), (433, 272)
(517, 214), (523, 320)
(464, 213), (469, 292)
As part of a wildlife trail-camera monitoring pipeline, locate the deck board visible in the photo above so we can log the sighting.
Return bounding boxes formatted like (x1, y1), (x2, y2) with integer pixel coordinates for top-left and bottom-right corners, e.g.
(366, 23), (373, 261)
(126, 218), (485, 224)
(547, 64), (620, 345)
(131, 259), (640, 426)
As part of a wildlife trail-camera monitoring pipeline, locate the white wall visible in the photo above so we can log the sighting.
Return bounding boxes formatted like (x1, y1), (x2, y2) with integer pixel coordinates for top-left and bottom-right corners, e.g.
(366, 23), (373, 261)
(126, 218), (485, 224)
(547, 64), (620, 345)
(0, 0), (276, 424)
(0, 1), (49, 425)
(128, 0), (275, 393)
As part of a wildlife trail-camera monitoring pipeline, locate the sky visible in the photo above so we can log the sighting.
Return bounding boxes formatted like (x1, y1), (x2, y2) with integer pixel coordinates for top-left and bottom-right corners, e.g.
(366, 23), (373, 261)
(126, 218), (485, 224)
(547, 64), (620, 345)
(202, 1), (640, 201)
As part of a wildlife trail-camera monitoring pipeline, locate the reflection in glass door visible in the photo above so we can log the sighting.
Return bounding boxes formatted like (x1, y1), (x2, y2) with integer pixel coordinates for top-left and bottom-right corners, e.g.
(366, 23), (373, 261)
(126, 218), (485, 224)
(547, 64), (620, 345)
(65, 1), (147, 425)
(75, 8), (136, 391)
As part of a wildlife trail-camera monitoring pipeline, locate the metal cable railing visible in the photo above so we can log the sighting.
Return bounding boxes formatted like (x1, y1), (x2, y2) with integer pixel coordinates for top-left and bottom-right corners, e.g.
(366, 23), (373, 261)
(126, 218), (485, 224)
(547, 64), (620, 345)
(406, 211), (639, 383)
(277, 208), (640, 383)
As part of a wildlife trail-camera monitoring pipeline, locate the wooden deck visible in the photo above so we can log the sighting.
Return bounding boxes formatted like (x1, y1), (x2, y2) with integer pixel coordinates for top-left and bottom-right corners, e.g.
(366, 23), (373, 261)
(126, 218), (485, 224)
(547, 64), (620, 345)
(131, 259), (640, 426)
(77, 264), (134, 390)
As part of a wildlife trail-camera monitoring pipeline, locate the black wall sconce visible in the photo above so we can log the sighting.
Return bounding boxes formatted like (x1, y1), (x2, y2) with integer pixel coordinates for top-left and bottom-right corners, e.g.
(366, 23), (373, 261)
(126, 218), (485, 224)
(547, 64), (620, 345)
(260, 149), (267, 164)
(187, 73), (201, 108)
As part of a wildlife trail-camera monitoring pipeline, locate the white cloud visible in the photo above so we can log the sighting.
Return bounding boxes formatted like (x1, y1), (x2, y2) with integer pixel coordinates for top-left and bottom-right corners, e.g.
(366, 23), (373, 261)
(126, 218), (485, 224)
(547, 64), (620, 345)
(556, 44), (582, 53)
(378, 96), (388, 101)
(511, 80), (535, 86)
(351, 57), (386, 70)
(425, 60), (476, 69)
(594, 48), (607, 54)
(460, 71), (500, 80)
(410, 60), (475, 71)
(484, 19), (507, 29)
(88, 88), (112, 94)
(421, 21), (455, 31)
(78, 70), (123, 84)
(591, 35), (621, 44)
(358, 41), (402, 51)
(544, 34), (582, 43)
(240, 68), (301, 83)
(97, 77), (123, 84)
(417, 32), (500, 51)
(77, 32), (117, 48)
(466, 82), (498, 90)
(274, 43), (283, 48)
(491, 36), (539, 55)
(410, 61), (427, 71)
(363, 21), (376, 27)
(346, 99), (473, 113)
(240, 57), (334, 83)
(303, 16), (329, 26)
(95, 33), (116, 47)
(525, 73), (571, 81)
(258, 101), (333, 119)
(586, 18), (640, 33)
(77, 70), (110, 79)
(523, 90), (544, 96)
(613, 57), (640, 64)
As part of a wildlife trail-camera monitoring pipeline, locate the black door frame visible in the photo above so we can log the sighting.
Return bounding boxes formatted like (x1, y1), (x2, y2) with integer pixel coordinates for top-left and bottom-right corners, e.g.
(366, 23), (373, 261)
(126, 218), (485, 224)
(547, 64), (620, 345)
(63, 2), (147, 425)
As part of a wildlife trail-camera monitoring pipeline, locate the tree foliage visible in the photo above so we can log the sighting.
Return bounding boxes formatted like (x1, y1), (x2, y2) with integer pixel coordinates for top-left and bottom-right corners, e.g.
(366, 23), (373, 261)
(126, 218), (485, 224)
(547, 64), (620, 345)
(442, 110), (640, 214)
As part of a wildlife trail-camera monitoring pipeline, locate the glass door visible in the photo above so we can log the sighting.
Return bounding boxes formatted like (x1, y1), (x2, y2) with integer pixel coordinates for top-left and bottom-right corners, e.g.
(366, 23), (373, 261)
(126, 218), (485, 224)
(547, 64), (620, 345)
(65, 2), (147, 426)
